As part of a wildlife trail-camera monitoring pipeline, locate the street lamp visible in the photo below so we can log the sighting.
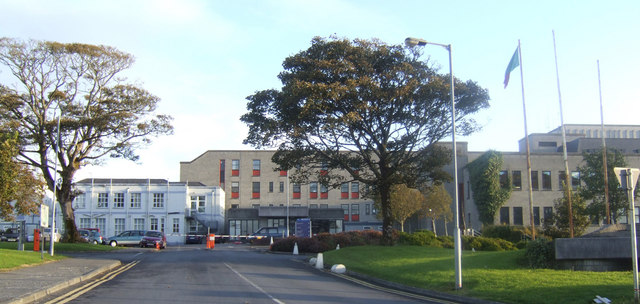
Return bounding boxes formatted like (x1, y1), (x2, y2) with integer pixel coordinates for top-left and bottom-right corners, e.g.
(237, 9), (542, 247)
(405, 37), (462, 289)
(50, 104), (61, 256)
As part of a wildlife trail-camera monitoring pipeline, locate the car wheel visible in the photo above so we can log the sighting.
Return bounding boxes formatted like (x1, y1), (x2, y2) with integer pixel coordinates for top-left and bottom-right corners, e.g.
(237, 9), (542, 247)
(139, 243), (144, 248)
(92, 240), (98, 245)
(110, 240), (117, 247)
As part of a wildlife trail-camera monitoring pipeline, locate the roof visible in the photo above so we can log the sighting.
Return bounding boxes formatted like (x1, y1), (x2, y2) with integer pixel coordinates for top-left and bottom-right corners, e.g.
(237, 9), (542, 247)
(74, 178), (206, 187)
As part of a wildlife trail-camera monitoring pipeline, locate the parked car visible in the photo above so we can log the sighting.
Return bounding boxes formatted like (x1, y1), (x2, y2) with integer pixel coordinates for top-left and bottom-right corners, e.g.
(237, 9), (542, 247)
(87, 230), (106, 245)
(1, 228), (21, 242)
(105, 230), (145, 247)
(78, 229), (91, 242)
(249, 227), (286, 240)
(185, 233), (205, 244)
(42, 228), (61, 242)
(139, 230), (166, 249)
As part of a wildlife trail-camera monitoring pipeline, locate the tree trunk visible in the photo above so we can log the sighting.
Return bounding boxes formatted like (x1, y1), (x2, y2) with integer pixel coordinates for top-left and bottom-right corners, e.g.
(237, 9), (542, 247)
(431, 218), (437, 236)
(380, 182), (395, 246)
(400, 220), (404, 232)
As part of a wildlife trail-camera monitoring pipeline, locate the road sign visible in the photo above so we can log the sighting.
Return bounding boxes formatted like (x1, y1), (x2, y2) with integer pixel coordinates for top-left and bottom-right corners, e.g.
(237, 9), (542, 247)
(40, 204), (49, 228)
(614, 167), (640, 190)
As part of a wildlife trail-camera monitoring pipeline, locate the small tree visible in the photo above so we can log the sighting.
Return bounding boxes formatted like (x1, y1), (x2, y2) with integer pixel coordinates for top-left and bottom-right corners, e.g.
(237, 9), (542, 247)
(466, 150), (511, 224)
(0, 132), (44, 221)
(421, 183), (452, 236)
(544, 185), (590, 238)
(377, 184), (424, 232)
(578, 148), (629, 223)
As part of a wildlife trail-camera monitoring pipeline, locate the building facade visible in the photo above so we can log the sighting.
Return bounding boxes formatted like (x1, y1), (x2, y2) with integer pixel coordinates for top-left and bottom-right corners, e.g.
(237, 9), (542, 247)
(179, 150), (382, 236)
(72, 179), (225, 244)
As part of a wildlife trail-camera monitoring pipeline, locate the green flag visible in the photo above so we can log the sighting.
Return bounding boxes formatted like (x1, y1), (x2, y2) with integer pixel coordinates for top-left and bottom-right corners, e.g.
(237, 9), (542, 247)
(504, 47), (520, 88)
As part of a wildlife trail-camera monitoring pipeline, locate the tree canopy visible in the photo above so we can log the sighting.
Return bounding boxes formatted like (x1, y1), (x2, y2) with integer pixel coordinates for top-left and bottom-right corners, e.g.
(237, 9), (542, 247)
(577, 148), (629, 223)
(422, 183), (453, 236)
(378, 184), (424, 232)
(241, 36), (490, 244)
(0, 38), (173, 241)
(0, 131), (44, 220)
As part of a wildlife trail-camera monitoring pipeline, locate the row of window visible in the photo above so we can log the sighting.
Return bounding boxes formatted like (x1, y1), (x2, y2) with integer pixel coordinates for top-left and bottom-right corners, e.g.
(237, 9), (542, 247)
(499, 206), (553, 226)
(499, 170), (580, 191)
(231, 181), (361, 200)
(76, 192), (166, 209)
(78, 217), (180, 236)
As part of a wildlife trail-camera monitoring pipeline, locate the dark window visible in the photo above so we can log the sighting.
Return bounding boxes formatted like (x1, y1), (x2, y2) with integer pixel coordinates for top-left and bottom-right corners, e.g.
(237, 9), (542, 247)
(542, 171), (552, 190)
(279, 182), (284, 193)
(231, 159), (240, 176)
(293, 183), (301, 199)
(533, 207), (541, 225)
(219, 159), (225, 188)
(539, 141), (557, 147)
(499, 171), (509, 188)
(513, 207), (523, 225)
(558, 171), (566, 190)
(500, 207), (510, 224)
(252, 182), (260, 199)
(543, 207), (553, 224)
(571, 171), (580, 190)
(531, 171), (539, 191)
(512, 170), (522, 190)
(252, 160), (260, 176)
(269, 182), (274, 193)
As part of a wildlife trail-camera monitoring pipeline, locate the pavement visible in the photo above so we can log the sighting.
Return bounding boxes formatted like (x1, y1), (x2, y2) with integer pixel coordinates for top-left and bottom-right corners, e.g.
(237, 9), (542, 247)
(0, 256), (121, 304)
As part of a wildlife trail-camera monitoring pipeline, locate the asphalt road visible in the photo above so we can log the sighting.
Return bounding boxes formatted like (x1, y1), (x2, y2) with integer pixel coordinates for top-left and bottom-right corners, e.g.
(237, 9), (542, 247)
(37, 243), (439, 304)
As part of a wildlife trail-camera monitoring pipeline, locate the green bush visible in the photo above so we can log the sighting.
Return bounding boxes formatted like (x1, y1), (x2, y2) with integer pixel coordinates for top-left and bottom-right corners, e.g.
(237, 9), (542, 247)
(524, 238), (555, 269)
(398, 230), (443, 247)
(437, 235), (454, 248)
(482, 225), (525, 243)
(269, 230), (383, 253)
(462, 235), (517, 251)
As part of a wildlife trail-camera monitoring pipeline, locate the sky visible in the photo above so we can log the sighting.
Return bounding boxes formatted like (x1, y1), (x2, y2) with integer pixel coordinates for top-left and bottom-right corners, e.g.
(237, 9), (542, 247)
(1, 0), (638, 182)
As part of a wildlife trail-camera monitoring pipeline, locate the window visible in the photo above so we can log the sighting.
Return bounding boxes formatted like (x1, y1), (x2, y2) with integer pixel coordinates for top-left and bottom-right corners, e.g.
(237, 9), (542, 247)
(351, 204), (360, 221)
(341, 183), (349, 199)
(150, 218), (158, 231)
(173, 218), (180, 233)
(252, 159), (261, 176)
(191, 196), (205, 213)
(543, 207), (553, 225)
(134, 218), (145, 230)
(500, 207), (509, 224)
(114, 193), (125, 208)
(309, 182), (318, 199)
(74, 194), (86, 209)
(280, 170), (287, 176)
(293, 183), (301, 199)
(228, 219), (259, 236)
(231, 182), (239, 199)
(161, 218), (165, 232)
(341, 204), (349, 221)
(95, 218), (106, 234)
(153, 193), (164, 208)
(231, 159), (240, 176)
(365, 203), (371, 215)
(252, 182), (260, 199)
(320, 162), (328, 176)
(231, 204), (239, 209)
(542, 171), (552, 190)
(320, 204), (328, 208)
(351, 182), (360, 199)
(539, 141), (557, 147)
(513, 207), (523, 225)
(97, 193), (108, 208)
(310, 204), (318, 208)
(219, 159), (225, 188)
(571, 171), (580, 190)
(531, 171), (539, 191)
(320, 184), (329, 199)
(558, 171), (566, 190)
(279, 182), (284, 193)
(512, 171), (521, 190)
(114, 218), (125, 235)
(80, 218), (90, 229)
(269, 182), (274, 193)
(130, 193), (141, 208)
(252, 204), (260, 208)
(533, 207), (540, 225)
(499, 171), (509, 188)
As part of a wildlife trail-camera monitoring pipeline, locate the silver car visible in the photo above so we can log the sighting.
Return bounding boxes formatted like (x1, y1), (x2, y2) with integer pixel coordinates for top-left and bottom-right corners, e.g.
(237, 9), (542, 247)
(105, 230), (146, 247)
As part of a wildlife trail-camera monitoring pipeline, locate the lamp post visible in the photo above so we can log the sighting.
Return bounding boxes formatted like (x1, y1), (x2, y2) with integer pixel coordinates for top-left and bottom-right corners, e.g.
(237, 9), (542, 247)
(405, 37), (462, 289)
(50, 105), (61, 256)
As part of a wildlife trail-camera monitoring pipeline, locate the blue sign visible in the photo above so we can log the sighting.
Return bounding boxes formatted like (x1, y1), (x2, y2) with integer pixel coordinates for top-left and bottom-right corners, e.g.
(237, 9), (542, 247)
(295, 218), (311, 238)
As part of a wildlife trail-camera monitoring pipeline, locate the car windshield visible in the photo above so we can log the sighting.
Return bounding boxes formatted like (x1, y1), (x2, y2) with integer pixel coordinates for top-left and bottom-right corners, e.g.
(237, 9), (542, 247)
(145, 231), (162, 237)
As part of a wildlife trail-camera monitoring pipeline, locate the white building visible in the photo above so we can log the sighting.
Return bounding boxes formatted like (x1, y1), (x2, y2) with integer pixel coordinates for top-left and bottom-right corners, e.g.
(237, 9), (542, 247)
(72, 179), (225, 244)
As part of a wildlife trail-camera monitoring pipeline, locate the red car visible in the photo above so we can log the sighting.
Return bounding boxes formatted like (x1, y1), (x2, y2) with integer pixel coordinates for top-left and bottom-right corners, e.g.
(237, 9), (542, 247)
(139, 230), (166, 249)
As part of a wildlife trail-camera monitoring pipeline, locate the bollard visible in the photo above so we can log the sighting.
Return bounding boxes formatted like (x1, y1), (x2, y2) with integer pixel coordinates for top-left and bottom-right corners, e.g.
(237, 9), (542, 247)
(331, 264), (346, 274)
(315, 253), (324, 269)
(336, 244), (340, 250)
(156, 241), (160, 250)
(293, 242), (299, 255)
(270, 237), (274, 245)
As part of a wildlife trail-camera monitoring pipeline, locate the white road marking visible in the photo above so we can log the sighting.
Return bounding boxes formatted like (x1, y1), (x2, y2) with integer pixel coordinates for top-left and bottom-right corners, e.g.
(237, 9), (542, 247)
(224, 262), (285, 304)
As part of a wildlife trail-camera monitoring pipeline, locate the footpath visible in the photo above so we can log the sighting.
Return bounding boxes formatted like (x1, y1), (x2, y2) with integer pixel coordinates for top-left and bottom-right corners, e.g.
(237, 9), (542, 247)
(0, 257), (120, 304)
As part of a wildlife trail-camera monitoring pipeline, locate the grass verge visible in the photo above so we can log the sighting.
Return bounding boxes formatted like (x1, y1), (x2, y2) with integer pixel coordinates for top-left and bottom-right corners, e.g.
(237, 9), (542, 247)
(323, 245), (633, 304)
(0, 241), (120, 270)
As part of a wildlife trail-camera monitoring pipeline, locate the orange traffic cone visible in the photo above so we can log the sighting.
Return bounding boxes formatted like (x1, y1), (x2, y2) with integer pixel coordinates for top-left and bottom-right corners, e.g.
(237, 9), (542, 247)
(156, 242), (160, 250)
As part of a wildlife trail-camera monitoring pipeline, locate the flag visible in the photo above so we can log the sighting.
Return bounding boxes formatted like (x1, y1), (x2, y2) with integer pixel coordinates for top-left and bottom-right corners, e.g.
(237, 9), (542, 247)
(504, 47), (520, 88)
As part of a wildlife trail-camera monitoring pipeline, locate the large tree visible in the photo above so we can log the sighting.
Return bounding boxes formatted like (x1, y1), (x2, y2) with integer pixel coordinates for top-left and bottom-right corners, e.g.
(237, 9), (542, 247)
(0, 38), (173, 241)
(578, 148), (629, 223)
(0, 131), (45, 220)
(241, 36), (490, 245)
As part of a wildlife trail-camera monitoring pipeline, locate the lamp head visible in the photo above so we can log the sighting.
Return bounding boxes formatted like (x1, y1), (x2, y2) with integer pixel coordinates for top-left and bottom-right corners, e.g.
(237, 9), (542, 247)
(405, 37), (428, 47)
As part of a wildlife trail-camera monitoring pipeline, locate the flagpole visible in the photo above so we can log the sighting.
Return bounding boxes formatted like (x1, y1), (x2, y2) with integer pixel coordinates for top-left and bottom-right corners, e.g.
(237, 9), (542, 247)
(597, 60), (610, 225)
(516, 40), (536, 240)
(552, 30), (574, 238)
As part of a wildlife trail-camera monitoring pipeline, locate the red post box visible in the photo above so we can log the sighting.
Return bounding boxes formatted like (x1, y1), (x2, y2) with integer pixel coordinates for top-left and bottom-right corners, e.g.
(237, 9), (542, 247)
(33, 229), (40, 251)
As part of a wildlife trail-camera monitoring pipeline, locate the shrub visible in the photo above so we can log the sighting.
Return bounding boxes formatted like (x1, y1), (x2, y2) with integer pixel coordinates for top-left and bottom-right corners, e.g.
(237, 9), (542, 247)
(437, 235), (454, 248)
(462, 236), (517, 251)
(524, 238), (555, 269)
(399, 230), (444, 247)
(269, 230), (383, 253)
(482, 225), (525, 243)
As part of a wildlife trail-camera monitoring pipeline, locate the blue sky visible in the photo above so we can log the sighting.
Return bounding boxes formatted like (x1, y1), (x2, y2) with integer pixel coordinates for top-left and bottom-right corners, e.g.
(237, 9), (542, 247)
(1, 0), (638, 181)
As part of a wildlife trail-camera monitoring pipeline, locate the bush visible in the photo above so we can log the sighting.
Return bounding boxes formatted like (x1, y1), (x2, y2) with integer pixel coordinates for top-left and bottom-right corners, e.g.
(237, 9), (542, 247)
(524, 238), (555, 269)
(462, 236), (517, 251)
(399, 230), (444, 247)
(482, 225), (526, 243)
(269, 230), (383, 253)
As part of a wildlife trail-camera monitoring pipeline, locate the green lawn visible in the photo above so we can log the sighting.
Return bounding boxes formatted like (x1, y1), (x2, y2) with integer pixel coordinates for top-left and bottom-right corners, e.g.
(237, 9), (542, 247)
(323, 246), (633, 304)
(0, 241), (120, 271)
